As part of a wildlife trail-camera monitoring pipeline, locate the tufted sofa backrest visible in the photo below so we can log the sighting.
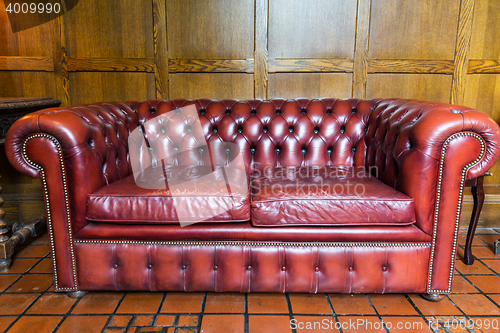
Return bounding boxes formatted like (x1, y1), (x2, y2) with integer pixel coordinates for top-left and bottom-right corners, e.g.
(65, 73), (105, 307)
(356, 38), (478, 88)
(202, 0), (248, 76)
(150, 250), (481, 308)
(131, 98), (375, 175)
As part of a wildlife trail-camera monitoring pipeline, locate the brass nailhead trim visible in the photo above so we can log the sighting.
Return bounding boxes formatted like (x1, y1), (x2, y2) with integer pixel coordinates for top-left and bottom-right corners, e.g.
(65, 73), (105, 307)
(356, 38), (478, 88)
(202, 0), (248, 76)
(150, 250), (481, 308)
(22, 134), (78, 291)
(74, 239), (431, 248)
(427, 132), (485, 294)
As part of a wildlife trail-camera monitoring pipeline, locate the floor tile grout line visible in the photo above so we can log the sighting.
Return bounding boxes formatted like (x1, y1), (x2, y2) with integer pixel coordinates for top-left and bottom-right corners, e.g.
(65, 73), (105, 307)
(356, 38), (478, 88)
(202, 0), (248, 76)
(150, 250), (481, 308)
(404, 293), (436, 330)
(244, 293), (249, 333)
(152, 292), (167, 327)
(195, 292), (207, 333)
(285, 293), (297, 333)
(365, 294), (390, 333)
(325, 293), (343, 333)
(52, 290), (85, 333)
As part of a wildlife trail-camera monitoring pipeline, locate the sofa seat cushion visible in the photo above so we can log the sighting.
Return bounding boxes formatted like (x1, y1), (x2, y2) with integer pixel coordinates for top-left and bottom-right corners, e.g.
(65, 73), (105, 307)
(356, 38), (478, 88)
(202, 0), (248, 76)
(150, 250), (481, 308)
(251, 166), (416, 227)
(86, 165), (250, 224)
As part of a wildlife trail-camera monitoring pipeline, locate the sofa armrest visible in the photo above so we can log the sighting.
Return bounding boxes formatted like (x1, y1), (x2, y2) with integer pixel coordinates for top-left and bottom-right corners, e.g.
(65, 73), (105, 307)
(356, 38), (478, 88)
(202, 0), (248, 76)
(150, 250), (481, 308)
(365, 99), (500, 293)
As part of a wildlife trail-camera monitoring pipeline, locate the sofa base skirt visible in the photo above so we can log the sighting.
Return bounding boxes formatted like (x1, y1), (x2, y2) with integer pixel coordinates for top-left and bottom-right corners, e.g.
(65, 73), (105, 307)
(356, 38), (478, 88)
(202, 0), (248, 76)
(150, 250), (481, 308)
(71, 240), (431, 293)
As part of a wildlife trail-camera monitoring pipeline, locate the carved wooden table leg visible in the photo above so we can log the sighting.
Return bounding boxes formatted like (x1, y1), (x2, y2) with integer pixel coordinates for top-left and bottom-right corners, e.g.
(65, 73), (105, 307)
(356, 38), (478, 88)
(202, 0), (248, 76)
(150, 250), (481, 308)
(464, 176), (484, 265)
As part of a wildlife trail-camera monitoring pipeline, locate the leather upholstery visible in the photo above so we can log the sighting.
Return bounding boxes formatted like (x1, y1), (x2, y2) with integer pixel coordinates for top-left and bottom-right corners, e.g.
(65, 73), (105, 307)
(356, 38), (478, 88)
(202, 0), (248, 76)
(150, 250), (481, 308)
(74, 241), (430, 293)
(74, 222), (432, 242)
(5, 97), (500, 294)
(251, 165), (415, 226)
(87, 165), (249, 224)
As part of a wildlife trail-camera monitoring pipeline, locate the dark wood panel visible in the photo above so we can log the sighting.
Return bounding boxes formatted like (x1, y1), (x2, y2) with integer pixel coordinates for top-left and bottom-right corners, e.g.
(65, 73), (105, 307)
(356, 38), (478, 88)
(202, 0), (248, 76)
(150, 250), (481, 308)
(0, 1), (53, 57)
(167, 0), (254, 59)
(366, 74), (452, 103)
(169, 60), (254, 73)
(0, 72), (56, 98)
(468, 60), (500, 74)
(254, 0), (268, 99)
(369, 0), (461, 59)
(65, 0), (153, 58)
(169, 73), (254, 100)
(268, 0), (357, 59)
(469, 0), (500, 59)
(268, 73), (352, 99)
(464, 74), (500, 185)
(67, 58), (154, 72)
(69, 72), (155, 105)
(0, 57), (53, 71)
(368, 60), (454, 74)
(269, 59), (353, 73)
(153, 0), (168, 99)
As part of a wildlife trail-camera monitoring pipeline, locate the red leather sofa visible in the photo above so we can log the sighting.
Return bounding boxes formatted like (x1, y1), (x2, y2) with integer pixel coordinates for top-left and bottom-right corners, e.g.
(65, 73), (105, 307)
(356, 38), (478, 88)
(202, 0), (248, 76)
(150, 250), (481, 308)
(6, 98), (500, 300)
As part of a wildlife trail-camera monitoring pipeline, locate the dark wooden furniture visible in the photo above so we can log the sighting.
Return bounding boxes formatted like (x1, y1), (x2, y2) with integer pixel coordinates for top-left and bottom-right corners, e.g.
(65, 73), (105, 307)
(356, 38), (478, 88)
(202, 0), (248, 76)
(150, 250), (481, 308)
(0, 97), (60, 272)
(463, 172), (492, 265)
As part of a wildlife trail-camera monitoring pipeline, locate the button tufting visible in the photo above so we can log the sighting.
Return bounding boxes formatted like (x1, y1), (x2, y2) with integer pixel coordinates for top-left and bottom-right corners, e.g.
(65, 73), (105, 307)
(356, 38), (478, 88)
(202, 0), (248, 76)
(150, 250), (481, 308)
(326, 109), (332, 115)
(225, 146), (230, 153)
(282, 266), (286, 271)
(160, 126), (166, 134)
(382, 266), (388, 272)
(175, 109), (181, 114)
(250, 146), (256, 154)
(315, 267), (320, 272)
(288, 126), (294, 133)
(148, 264), (153, 269)
(364, 126), (368, 133)
(351, 147), (356, 154)
(199, 147), (205, 153)
(348, 266), (354, 272)
(113, 264), (118, 269)
(247, 265), (252, 271)
(263, 126), (268, 133)
(301, 109), (307, 115)
(173, 147), (178, 153)
(214, 265), (218, 271)
(149, 107), (156, 114)
(276, 109), (281, 114)
(301, 148), (307, 154)
(186, 125), (192, 133)
(225, 109), (231, 115)
(212, 127), (218, 133)
(327, 147), (333, 154)
(251, 110), (256, 115)
(351, 108), (357, 114)
(237, 126), (243, 133)
(200, 109), (206, 115)
(275, 147), (281, 153)
(182, 265), (187, 270)
(314, 126), (319, 134)
(340, 125), (345, 134)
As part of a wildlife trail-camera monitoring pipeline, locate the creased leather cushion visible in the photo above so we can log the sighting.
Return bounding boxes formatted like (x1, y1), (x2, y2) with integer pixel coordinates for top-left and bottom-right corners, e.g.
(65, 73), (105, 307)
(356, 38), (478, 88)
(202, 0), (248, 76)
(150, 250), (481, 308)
(87, 165), (250, 224)
(251, 166), (416, 226)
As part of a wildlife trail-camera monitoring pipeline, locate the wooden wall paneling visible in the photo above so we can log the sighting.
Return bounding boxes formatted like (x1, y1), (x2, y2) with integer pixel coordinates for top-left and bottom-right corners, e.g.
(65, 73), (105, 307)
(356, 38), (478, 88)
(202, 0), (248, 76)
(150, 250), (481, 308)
(169, 73), (254, 101)
(153, 0), (169, 99)
(366, 74), (452, 103)
(468, 60), (500, 74)
(469, 0), (500, 59)
(367, 60), (455, 74)
(268, 0), (357, 59)
(451, 0), (475, 105)
(268, 73), (353, 100)
(0, 57), (53, 72)
(254, 0), (268, 99)
(169, 59), (254, 73)
(464, 74), (500, 184)
(69, 72), (155, 105)
(369, 0), (460, 60)
(51, 14), (70, 106)
(66, 58), (154, 73)
(0, 72), (56, 98)
(352, 0), (371, 99)
(0, 1), (52, 57)
(65, 0), (154, 58)
(166, 0), (254, 59)
(269, 59), (353, 73)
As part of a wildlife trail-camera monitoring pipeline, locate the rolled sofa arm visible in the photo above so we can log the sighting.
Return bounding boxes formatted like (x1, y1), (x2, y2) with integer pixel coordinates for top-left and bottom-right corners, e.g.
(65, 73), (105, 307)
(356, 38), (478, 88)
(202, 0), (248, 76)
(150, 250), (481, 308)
(5, 102), (139, 291)
(365, 99), (500, 293)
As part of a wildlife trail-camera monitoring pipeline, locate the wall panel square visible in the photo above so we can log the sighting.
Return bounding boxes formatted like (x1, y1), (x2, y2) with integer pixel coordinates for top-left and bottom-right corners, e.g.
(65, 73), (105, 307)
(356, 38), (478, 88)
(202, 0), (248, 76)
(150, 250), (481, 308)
(469, 0), (500, 59)
(65, 0), (153, 58)
(169, 73), (254, 100)
(268, 0), (357, 59)
(464, 74), (500, 185)
(366, 74), (452, 103)
(0, 1), (52, 57)
(167, 0), (254, 59)
(0, 72), (56, 98)
(268, 73), (353, 99)
(69, 72), (155, 105)
(369, 0), (460, 59)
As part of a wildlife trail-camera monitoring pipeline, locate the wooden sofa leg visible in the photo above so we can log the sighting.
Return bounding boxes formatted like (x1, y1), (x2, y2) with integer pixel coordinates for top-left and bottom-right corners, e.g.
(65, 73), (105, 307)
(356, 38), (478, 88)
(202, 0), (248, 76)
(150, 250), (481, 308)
(67, 291), (88, 298)
(420, 293), (445, 302)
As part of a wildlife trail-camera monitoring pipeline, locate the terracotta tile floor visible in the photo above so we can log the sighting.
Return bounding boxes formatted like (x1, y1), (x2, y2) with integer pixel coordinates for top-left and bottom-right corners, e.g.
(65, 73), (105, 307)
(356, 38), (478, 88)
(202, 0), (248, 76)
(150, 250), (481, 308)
(0, 229), (499, 333)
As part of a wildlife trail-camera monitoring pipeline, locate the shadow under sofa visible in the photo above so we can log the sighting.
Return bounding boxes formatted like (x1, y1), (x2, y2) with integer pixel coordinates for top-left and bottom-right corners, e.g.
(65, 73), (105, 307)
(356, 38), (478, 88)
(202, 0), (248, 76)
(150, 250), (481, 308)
(5, 97), (500, 301)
